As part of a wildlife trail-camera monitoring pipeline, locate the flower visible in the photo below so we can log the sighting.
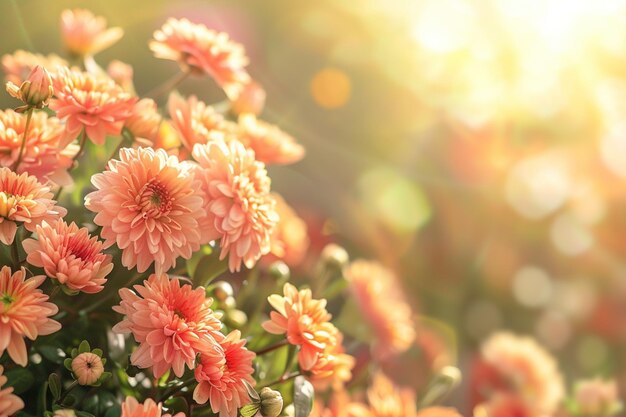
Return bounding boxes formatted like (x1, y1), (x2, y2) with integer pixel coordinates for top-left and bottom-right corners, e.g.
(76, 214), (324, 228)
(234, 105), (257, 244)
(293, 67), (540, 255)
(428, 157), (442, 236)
(2, 50), (67, 85)
(121, 397), (184, 417)
(263, 193), (309, 267)
(415, 407), (462, 417)
(150, 18), (250, 100)
(50, 67), (136, 146)
(60, 9), (123, 57)
(193, 330), (256, 417)
(22, 220), (113, 294)
(473, 394), (544, 417)
(237, 114), (305, 165)
(344, 260), (415, 358)
(0, 167), (67, 245)
(262, 283), (337, 370)
(310, 391), (365, 417)
(85, 147), (204, 273)
(0, 365), (24, 416)
(126, 98), (161, 142)
(574, 378), (622, 417)
(107, 60), (134, 92)
(192, 140), (278, 271)
(6, 65), (54, 111)
(0, 266), (61, 366)
(231, 81), (266, 116)
(309, 329), (355, 390)
(0, 109), (78, 186)
(361, 373), (418, 417)
(112, 274), (223, 378)
(71, 352), (105, 385)
(473, 332), (565, 414)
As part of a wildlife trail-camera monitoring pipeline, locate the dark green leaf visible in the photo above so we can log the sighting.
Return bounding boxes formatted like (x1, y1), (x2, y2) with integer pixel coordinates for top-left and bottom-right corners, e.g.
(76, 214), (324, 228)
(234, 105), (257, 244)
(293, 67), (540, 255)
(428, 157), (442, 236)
(164, 397), (188, 414)
(92, 348), (103, 357)
(78, 340), (91, 354)
(76, 412), (96, 417)
(104, 405), (122, 417)
(38, 345), (66, 364)
(48, 373), (61, 401)
(293, 376), (314, 417)
(4, 368), (35, 394)
(193, 253), (228, 287)
(64, 358), (73, 371)
(186, 245), (213, 277)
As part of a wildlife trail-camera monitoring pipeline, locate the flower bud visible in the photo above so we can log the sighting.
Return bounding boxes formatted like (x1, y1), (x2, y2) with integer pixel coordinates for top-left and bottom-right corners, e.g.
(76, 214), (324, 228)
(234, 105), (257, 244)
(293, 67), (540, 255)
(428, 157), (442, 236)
(5, 65), (54, 111)
(212, 281), (234, 302)
(71, 352), (105, 385)
(321, 244), (349, 270)
(53, 410), (77, 417)
(231, 81), (266, 116)
(224, 309), (248, 329)
(268, 261), (290, 281)
(259, 387), (283, 417)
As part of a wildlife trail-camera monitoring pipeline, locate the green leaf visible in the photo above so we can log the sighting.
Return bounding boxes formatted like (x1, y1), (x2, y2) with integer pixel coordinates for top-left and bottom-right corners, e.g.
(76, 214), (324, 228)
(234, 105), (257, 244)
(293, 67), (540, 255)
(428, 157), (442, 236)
(78, 340), (91, 354)
(76, 412), (96, 417)
(4, 368), (35, 394)
(240, 403), (260, 417)
(38, 345), (66, 364)
(293, 376), (314, 417)
(92, 348), (103, 357)
(104, 405), (122, 417)
(186, 245), (213, 277)
(243, 380), (260, 402)
(164, 397), (188, 414)
(48, 373), (61, 401)
(64, 358), (73, 371)
(193, 252), (228, 287)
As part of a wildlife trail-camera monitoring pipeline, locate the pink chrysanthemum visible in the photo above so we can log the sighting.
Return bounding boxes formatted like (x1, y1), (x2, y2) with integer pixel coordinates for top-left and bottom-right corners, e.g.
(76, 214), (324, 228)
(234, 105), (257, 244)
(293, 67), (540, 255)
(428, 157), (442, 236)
(150, 18), (250, 100)
(344, 260), (416, 359)
(0, 266), (61, 366)
(113, 274), (223, 378)
(0, 365), (24, 415)
(262, 283), (337, 370)
(263, 193), (310, 268)
(60, 9), (123, 57)
(50, 67), (136, 146)
(85, 147), (204, 273)
(191, 140), (278, 272)
(575, 378), (621, 416)
(473, 394), (541, 417)
(2, 50), (67, 85)
(22, 220), (113, 294)
(0, 167), (67, 245)
(107, 60), (134, 92)
(126, 98), (161, 143)
(121, 397), (184, 417)
(0, 109), (78, 186)
(237, 114), (305, 165)
(193, 330), (256, 417)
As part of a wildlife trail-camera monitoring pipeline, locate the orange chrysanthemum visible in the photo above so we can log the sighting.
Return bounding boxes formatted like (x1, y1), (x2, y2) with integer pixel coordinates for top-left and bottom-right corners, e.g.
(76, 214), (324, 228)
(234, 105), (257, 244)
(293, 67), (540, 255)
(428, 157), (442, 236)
(126, 98), (161, 143)
(262, 283), (337, 370)
(0, 365), (24, 415)
(150, 18), (250, 100)
(0, 167), (67, 245)
(85, 147), (204, 273)
(107, 60), (134, 92)
(263, 193), (310, 267)
(193, 330), (256, 417)
(344, 260), (415, 359)
(0, 266), (61, 366)
(50, 67), (136, 146)
(121, 397), (184, 417)
(363, 373), (418, 417)
(60, 9), (123, 57)
(0, 109), (78, 186)
(191, 140), (278, 272)
(311, 391), (366, 417)
(2, 50), (67, 85)
(113, 274), (223, 378)
(473, 394), (546, 417)
(415, 408), (462, 417)
(23, 220), (113, 294)
(309, 329), (355, 391)
(237, 114), (305, 165)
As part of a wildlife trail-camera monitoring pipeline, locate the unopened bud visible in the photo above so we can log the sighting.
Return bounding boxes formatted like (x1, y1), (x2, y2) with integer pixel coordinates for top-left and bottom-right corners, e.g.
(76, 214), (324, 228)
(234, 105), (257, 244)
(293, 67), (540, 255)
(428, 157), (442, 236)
(268, 261), (290, 281)
(213, 281), (234, 302)
(224, 309), (248, 329)
(259, 387), (283, 417)
(6, 65), (53, 111)
(221, 295), (236, 310)
(321, 244), (349, 270)
(231, 81), (266, 116)
(71, 352), (104, 385)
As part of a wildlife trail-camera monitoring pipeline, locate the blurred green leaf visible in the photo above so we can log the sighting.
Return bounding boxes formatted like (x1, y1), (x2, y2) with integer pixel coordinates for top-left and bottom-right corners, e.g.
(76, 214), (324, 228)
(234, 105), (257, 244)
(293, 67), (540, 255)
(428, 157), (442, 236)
(164, 397), (188, 414)
(193, 252), (228, 287)
(78, 340), (91, 354)
(39, 345), (66, 364)
(293, 376), (314, 417)
(186, 245), (213, 277)
(104, 405), (122, 417)
(48, 373), (61, 401)
(5, 368), (35, 394)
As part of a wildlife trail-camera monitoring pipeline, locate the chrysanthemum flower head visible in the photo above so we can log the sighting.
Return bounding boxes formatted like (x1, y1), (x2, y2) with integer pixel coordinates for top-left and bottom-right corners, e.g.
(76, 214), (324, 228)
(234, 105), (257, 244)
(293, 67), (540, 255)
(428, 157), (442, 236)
(231, 81), (266, 116)
(344, 260), (416, 359)
(121, 397), (184, 417)
(363, 373), (418, 417)
(23, 220), (113, 294)
(473, 394), (544, 417)
(263, 193), (309, 267)
(309, 329), (355, 391)
(150, 18), (250, 100)
(574, 378), (621, 417)
(50, 67), (136, 146)
(71, 352), (105, 385)
(262, 283), (337, 370)
(237, 114), (305, 165)
(2, 50), (67, 85)
(192, 139), (278, 271)
(126, 98), (161, 143)
(107, 60), (134, 92)
(0, 365), (24, 415)
(85, 147), (204, 273)
(415, 407), (463, 417)
(60, 9), (123, 57)
(193, 330), (256, 417)
(0, 266), (61, 366)
(113, 274), (224, 378)
(0, 109), (78, 186)
(310, 391), (366, 417)
(0, 167), (67, 245)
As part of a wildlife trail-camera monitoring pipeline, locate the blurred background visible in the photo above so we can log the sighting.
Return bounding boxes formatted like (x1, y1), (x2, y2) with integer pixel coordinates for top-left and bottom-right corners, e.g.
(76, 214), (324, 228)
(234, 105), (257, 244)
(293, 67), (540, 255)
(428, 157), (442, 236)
(4, 0), (626, 410)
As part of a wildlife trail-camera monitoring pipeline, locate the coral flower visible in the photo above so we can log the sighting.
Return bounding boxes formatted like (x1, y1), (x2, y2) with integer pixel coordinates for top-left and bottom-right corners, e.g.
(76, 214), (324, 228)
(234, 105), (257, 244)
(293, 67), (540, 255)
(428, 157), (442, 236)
(107, 60), (135, 93)
(574, 378), (621, 416)
(126, 98), (161, 142)
(309, 330), (355, 390)
(263, 193), (310, 267)
(262, 283), (337, 370)
(0, 109), (78, 186)
(0, 365), (24, 416)
(113, 274), (223, 378)
(85, 147), (204, 273)
(311, 391), (366, 417)
(415, 407), (462, 417)
(2, 50), (67, 85)
(0, 167), (67, 245)
(150, 18), (250, 100)
(344, 260), (415, 359)
(0, 266), (61, 366)
(22, 220), (113, 294)
(121, 397), (184, 417)
(360, 373), (418, 417)
(60, 9), (123, 57)
(71, 352), (105, 385)
(193, 330), (256, 417)
(50, 67), (136, 146)
(192, 140), (278, 271)
(237, 114), (305, 165)
(473, 394), (545, 417)
(473, 332), (564, 414)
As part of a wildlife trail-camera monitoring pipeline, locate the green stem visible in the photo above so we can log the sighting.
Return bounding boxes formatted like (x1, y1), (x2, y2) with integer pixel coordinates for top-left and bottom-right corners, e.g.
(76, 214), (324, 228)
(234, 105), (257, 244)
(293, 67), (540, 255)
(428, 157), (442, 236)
(159, 378), (196, 401)
(253, 339), (288, 356)
(11, 235), (20, 270)
(263, 371), (301, 388)
(56, 380), (78, 405)
(146, 71), (189, 100)
(11, 108), (33, 171)
(54, 129), (88, 200)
